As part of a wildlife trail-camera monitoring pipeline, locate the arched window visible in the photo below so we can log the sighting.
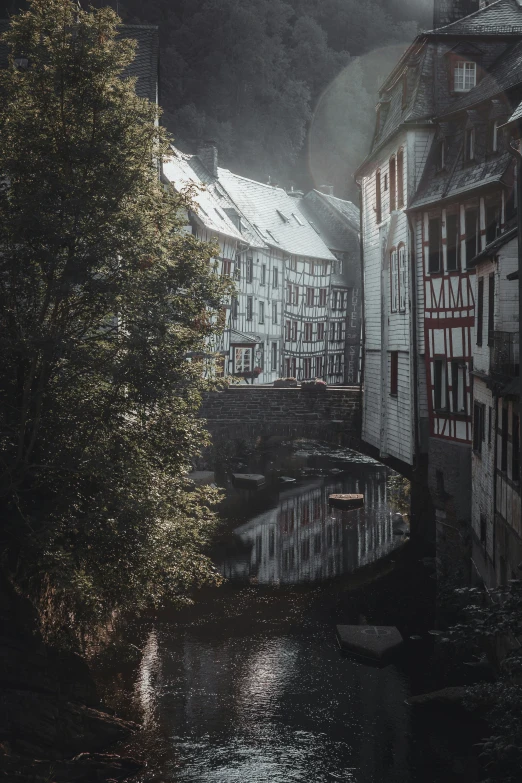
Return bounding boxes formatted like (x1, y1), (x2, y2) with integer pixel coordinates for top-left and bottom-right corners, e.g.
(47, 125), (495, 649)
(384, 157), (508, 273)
(390, 248), (399, 312)
(397, 148), (404, 208)
(375, 169), (382, 224)
(389, 156), (396, 212)
(398, 244), (406, 311)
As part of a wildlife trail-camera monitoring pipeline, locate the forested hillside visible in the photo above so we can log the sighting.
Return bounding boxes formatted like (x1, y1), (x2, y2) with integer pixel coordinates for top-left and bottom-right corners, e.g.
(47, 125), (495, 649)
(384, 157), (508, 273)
(1, 0), (433, 197)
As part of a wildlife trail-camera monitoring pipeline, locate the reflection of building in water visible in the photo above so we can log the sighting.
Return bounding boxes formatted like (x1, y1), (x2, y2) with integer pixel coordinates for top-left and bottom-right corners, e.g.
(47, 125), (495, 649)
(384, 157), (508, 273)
(223, 471), (404, 584)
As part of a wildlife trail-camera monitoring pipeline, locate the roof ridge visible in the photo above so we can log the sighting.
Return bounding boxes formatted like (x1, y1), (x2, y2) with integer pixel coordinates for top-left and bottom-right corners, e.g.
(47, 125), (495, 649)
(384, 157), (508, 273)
(217, 167), (282, 192)
(428, 0), (504, 33)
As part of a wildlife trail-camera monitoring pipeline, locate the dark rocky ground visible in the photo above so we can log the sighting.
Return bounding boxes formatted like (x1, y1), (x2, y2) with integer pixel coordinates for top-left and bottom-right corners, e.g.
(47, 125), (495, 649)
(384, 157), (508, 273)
(0, 578), (141, 782)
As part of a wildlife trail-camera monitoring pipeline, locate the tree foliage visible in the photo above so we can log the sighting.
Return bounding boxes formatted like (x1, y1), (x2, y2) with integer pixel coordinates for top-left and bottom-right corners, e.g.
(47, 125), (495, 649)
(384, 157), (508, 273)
(0, 0), (230, 641)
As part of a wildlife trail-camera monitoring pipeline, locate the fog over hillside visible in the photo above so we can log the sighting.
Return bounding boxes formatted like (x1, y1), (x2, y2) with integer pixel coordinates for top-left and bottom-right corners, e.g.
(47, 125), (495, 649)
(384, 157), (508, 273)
(0, 0), (434, 197)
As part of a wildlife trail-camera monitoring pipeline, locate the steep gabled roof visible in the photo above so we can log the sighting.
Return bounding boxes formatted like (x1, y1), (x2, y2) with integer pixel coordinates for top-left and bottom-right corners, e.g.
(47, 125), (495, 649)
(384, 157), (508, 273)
(163, 148), (248, 244)
(467, 225), (518, 266)
(310, 190), (360, 229)
(217, 169), (336, 261)
(429, 0), (522, 36)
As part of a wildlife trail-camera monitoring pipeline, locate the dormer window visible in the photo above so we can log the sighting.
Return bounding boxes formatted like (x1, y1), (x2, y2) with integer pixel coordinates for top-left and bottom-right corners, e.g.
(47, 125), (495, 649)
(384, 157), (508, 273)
(465, 128), (475, 162)
(454, 61), (476, 92)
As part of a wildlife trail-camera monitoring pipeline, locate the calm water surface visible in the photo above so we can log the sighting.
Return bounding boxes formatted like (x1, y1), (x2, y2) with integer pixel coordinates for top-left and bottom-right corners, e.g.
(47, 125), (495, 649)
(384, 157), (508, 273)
(97, 450), (478, 783)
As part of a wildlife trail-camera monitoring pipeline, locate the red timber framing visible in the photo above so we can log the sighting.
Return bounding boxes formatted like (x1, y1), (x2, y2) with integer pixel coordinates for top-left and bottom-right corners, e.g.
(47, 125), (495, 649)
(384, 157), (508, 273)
(422, 210), (475, 444)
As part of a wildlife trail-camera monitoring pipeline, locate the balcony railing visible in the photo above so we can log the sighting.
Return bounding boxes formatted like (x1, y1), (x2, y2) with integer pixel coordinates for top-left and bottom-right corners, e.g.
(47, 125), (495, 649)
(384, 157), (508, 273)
(492, 331), (520, 377)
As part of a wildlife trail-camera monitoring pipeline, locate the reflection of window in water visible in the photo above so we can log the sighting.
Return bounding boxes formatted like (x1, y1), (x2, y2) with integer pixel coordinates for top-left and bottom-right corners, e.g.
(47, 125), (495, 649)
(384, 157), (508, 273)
(283, 550), (289, 570)
(301, 539), (310, 562)
(334, 524), (340, 545)
(313, 499), (321, 521)
(269, 528), (275, 557)
(289, 548), (295, 569)
(256, 535), (262, 562)
(314, 533), (322, 554)
(327, 526), (333, 548)
(328, 556), (334, 575)
(302, 503), (310, 525)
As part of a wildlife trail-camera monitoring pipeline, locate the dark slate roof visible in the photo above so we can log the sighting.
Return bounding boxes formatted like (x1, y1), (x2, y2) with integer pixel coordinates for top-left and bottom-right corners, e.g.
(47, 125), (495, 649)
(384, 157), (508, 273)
(356, 39), (435, 173)
(430, 0), (522, 36)
(440, 40), (522, 116)
(309, 190), (360, 229)
(409, 148), (512, 209)
(467, 225), (518, 266)
(120, 25), (159, 105)
(502, 96), (522, 129)
(0, 20), (159, 105)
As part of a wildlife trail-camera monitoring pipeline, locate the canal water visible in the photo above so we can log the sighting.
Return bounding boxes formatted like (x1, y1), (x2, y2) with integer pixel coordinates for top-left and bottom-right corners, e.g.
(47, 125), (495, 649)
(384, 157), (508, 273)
(95, 444), (480, 783)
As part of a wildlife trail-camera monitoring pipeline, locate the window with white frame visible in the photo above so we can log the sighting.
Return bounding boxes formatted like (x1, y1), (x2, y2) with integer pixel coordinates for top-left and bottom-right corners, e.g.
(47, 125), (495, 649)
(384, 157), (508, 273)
(304, 358), (312, 378)
(246, 254), (253, 283)
(304, 322), (313, 341)
(259, 301), (265, 324)
(454, 61), (476, 92)
(235, 347), (252, 374)
(319, 289), (327, 306)
(272, 301), (278, 324)
(433, 359), (447, 410)
(271, 342), (278, 371)
(291, 320), (298, 341)
(261, 264), (267, 285)
(317, 322), (325, 341)
(390, 249), (399, 312)
(246, 296), (253, 321)
(398, 245), (406, 312)
(273, 267), (278, 288)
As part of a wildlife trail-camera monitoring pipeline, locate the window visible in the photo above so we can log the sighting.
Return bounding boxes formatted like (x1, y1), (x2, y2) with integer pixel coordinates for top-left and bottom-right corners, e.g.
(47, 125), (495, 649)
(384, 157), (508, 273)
(397, 148), (404, 208)
(337, 321), (344, 341)
(319, 289), (327, 306)
(306, 288), (315, 306)
(513, 412), (520, 483)
(488, 273), (495, 346)
(328, 354), (334, 375)
(446, 213), (460, 271)
(304, 358), (312, 378)
(490, 118), (502, 153)
(465, 208), (478, 263)
(451, 361), (467, 413)
(454, 61), (477, 92)
(488, 406), (493, 445)
(259, 301), (265, 324)
(465, 128), (475, 162)
(304, 322), (313, 341)
(315, 356), (324, 378)
(261, 264), (267, 285)
(285, 320), (291, 340)
(273, 267), (278, 288)
(291, 321), (298, 341)
(317, 322), (325, 341)
(384, 173), (388, 191)
(428, 216), (442, 273)
(390, 351), (398, 396)
(272, 302), (278, 324)
(434, 359), (447, 410)
(390, 249), (399, 312)
(271, 342), (278, 372)
(235, 347), (252, 374)
(332, 290), (339, 310)
(292, 285), (299, 305)
(330, 321), (336, 342)
(473, 402), (485, 454)
(246, 296), (253, 321)
(231, 296), (238, 320)
(335, 354), (343, 375)
(476, 277), (484, 346)
(286, 283), (292, 304)
(389, 156), (396, 212)
(486, 203), (501, 245)
(246, 254), (253, 283)
(398, 245), (406, 312)
(221, 259), (232, 277)
(501, 405), (508, 472)
(376, 169), (382, 223)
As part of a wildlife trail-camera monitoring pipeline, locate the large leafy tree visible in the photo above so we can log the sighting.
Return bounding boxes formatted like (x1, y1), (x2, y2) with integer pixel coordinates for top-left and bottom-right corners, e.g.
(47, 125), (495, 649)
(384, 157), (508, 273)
(0, 0), (229, 640)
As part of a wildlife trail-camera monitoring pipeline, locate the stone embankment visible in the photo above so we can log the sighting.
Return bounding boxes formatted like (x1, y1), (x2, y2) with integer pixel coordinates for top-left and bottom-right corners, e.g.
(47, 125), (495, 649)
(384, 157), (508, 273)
(0, 580), (140, 782)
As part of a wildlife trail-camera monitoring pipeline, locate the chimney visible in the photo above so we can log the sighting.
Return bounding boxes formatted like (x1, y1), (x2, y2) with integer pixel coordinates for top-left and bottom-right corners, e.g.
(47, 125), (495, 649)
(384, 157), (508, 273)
(197, 141), (218, 177)
(433, 0), (480, 29)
